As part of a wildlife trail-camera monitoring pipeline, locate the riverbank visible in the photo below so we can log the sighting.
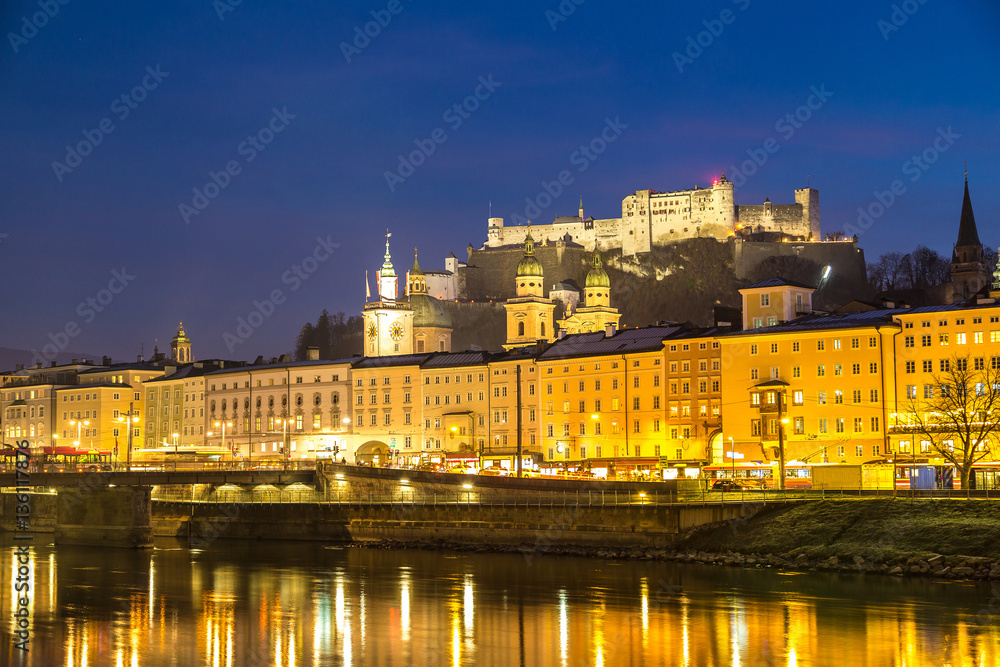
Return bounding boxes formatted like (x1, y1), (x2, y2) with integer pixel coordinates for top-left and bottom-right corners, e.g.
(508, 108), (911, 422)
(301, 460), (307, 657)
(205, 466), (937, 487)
(351, 499), (1000, 580)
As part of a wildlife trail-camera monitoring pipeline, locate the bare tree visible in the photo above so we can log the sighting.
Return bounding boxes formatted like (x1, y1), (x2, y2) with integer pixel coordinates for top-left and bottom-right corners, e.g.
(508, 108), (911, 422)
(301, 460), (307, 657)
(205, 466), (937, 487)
(909, 245), (949, 289)
(897, 354), (1000, 488)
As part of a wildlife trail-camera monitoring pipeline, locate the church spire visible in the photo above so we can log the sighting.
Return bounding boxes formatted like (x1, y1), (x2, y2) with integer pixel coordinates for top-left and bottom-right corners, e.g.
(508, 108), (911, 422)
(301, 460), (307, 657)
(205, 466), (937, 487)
(956, 170), (981, 248)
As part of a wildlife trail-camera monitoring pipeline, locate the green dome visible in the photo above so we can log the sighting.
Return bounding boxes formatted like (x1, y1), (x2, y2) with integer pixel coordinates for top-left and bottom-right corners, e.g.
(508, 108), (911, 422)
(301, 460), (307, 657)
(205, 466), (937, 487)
(516, 231), (544, 277)
(407, 293), (452, 329)
(516, 256), (544, 277)
(585, 253), (610, 288)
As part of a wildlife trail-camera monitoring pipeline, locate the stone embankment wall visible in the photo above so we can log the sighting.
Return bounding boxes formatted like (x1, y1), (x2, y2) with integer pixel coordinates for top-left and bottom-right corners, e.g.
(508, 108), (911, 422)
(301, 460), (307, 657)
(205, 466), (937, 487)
(150, 464), (762, 548)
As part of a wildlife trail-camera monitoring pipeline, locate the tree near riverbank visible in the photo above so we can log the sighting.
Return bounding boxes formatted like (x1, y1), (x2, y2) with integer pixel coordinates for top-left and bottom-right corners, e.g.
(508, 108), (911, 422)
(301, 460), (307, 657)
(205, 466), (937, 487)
(897, 354), (1000, 488)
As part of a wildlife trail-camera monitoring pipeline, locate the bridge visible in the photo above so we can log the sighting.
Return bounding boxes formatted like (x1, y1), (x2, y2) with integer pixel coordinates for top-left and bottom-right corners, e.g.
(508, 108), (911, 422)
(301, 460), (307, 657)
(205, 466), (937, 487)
(0, 469), (315, 488)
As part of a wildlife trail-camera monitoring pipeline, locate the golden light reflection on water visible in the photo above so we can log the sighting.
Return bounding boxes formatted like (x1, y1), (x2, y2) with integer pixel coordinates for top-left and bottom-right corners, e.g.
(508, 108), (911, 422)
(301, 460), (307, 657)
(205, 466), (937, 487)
(1, 540), (1000, 666)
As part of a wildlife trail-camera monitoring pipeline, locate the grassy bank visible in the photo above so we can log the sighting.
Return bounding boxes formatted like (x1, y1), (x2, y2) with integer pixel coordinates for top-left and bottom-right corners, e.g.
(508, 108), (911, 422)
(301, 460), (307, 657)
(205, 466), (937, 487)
(678, 499), (1000, 562)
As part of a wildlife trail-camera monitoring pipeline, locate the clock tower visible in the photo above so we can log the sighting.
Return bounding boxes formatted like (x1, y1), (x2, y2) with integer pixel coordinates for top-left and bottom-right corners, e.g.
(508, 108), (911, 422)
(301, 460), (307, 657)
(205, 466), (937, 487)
(362, 231), (414, 356)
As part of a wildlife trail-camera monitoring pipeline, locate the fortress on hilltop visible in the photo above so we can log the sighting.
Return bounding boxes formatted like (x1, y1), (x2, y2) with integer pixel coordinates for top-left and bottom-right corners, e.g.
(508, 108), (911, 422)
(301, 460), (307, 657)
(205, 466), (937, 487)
(484, 173), (821, 255)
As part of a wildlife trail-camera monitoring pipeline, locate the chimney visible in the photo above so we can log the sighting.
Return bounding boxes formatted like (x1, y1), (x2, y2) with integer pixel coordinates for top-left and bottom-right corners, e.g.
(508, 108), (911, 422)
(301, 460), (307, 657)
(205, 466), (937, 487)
(15, 364), (23, 372)
(307, 346), (320, 361)
(535, 340), (547, 355)
(605, 323), (616, 338)
(50, 361), (56, 367)
(164, 364), (177, 376)
(102, 355), (112, 366)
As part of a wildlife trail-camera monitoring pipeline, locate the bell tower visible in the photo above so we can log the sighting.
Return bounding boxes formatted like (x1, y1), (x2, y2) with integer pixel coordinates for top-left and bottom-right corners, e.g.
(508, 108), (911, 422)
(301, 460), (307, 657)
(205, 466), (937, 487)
(362, 230), (414, 356)
(950, 171), (990, 303)
(170, 322), (192, 363)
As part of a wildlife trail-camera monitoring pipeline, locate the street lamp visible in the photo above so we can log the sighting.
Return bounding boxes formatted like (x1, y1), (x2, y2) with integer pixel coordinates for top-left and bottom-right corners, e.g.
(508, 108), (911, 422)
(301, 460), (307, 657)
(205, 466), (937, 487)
(215, 421), (232, 460)
(779, 417), (790, 491)
(172, 432), (179, 453)
(728, 436), (735, 480)
(280, 418), (289, 470)
(70, 419), (89, 447)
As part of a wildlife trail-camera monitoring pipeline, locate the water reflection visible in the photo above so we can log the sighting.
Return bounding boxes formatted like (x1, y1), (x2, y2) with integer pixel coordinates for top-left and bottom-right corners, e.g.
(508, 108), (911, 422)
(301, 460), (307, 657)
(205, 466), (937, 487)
(0, 538), (998, 666)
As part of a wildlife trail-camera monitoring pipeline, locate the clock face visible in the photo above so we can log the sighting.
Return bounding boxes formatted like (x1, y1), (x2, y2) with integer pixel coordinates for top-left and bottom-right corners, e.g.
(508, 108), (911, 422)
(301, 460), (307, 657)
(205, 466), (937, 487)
(390, 322), (404, 341)
(367, 323), (378, 340)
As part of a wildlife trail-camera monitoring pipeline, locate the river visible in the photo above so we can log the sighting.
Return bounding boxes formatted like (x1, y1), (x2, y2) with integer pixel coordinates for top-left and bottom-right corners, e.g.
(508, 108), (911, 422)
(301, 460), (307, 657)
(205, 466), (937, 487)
(1, 537), (998, 666)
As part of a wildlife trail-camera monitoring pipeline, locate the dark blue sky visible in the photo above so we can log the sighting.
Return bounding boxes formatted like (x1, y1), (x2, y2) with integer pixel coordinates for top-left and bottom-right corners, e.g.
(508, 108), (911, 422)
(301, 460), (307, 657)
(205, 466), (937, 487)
(2, 0), (998, 363)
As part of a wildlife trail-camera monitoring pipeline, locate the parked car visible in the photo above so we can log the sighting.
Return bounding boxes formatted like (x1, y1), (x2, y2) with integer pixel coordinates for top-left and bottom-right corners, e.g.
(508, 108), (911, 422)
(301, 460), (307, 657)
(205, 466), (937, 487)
(711, 480), (744, 491)
(446, 465), (473, 474)
(479, 466), (509, 476)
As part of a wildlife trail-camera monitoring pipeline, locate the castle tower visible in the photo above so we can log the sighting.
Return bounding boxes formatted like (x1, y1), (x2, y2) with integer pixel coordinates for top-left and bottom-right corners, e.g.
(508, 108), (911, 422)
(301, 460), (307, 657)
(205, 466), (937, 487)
(950, 174), (990, 303)
(170, 322), (192, 363)
(362, 231), (414, 356)
(503, 231), (556, 349)
(557, 252), (621, 335)
(794, 187), (821, 240)
(712, 171), (736, 231)
(405, 250), (452, 353)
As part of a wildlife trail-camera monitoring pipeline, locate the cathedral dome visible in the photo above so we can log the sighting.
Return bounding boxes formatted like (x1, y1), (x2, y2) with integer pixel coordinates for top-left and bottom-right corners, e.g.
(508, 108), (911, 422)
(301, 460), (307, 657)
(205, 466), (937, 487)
(407, 293), (453, 329)
(515, 231), (544, 277)
(584, 253), (610, 288)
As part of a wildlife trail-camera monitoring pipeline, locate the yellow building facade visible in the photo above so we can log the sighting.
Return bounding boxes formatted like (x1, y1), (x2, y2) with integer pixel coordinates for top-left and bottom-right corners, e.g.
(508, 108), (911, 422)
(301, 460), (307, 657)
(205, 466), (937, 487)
(205, 359), (355, 461)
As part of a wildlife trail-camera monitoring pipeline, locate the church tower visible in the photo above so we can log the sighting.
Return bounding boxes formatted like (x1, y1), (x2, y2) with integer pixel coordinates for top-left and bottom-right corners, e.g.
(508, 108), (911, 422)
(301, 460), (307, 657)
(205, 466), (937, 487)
(503, 231), (556, 350)
(170, 322), (192, 363)
(557, 252), (622, 335)
(362, 232), (414, 356)
(950, 173), (990, 303)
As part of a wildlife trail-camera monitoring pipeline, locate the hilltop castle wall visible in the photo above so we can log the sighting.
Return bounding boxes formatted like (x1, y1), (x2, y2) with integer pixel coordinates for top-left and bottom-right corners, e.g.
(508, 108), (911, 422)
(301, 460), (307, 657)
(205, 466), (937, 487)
(483, 180), (818, 255)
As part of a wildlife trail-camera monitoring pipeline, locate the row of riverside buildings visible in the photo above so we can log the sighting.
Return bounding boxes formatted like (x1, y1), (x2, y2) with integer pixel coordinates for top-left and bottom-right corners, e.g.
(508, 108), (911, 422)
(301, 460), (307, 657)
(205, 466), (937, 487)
(3, 178), (999, 480)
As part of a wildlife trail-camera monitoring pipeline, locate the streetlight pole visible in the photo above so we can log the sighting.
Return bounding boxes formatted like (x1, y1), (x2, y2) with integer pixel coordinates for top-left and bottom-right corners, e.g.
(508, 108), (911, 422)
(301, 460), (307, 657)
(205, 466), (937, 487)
(729, 436), (735, 481)
(172, 432), (179, 453)
(281, 418), (288, 470)
(70, 419), (89, 447)
(777, 390), (786, 491)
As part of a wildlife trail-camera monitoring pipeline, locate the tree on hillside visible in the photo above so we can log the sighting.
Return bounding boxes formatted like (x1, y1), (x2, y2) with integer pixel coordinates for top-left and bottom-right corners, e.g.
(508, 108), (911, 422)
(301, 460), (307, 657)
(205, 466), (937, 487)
(294, 310), (363, 360)
(907, 245), (950, 289)
(896, 354), (1000, 489)
(867, 251), (911, 292)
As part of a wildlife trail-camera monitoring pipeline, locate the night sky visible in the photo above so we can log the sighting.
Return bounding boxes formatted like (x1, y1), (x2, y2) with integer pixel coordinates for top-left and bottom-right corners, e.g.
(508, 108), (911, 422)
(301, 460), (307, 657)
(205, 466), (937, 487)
(2, 0), (998, 364)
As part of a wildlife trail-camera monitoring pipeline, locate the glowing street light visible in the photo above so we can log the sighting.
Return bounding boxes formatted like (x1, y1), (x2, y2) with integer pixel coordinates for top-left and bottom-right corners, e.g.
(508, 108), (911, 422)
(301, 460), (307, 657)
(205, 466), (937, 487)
(70, 419), (89, 447)
(172, 432), (179, 453)
(215, 421), (232, 459)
